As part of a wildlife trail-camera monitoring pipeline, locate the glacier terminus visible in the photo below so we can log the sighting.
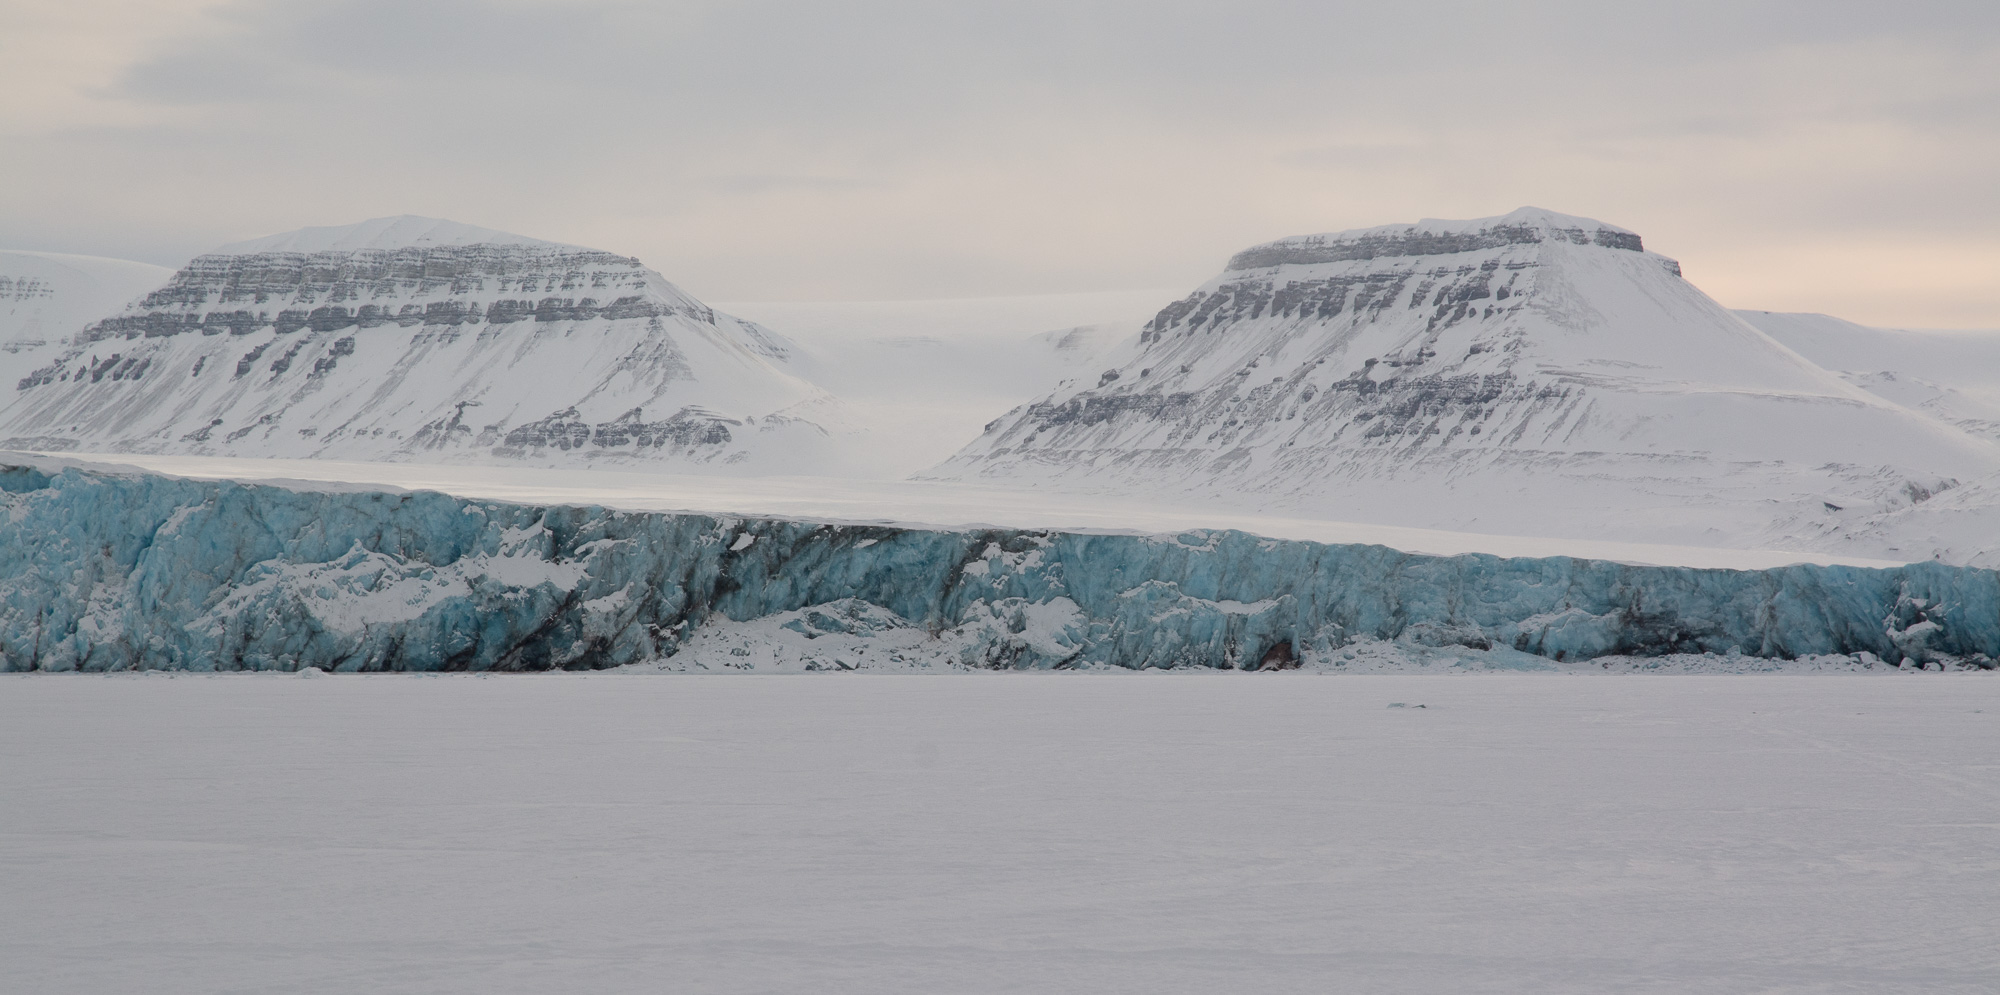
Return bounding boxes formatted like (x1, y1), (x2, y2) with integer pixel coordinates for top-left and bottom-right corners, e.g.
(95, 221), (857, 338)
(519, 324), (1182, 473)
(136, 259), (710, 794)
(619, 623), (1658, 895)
(2, 456), (1992, 673)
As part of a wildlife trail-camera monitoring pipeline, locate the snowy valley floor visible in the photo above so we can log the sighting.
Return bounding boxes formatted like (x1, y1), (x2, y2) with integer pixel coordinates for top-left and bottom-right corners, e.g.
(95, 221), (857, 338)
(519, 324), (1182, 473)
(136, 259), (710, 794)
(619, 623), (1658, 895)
(4, 674), (1996, 994)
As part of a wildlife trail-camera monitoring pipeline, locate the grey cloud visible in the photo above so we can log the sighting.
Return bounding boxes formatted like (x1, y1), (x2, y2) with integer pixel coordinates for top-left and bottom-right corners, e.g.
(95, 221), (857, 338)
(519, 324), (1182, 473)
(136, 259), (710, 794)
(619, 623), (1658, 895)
(104, 1), (2000, 145)
(704, 174), (889, 195)
(7, 0), (1999, 315)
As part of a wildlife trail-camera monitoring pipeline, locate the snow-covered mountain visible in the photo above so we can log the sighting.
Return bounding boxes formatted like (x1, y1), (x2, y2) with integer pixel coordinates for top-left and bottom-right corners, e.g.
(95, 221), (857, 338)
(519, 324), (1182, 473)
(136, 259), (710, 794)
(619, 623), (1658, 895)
(0, 217), (837, 472)
(0, 250), (173, 354)
(1737, 310), (2000, 443)
(929, 208), (2000, 558)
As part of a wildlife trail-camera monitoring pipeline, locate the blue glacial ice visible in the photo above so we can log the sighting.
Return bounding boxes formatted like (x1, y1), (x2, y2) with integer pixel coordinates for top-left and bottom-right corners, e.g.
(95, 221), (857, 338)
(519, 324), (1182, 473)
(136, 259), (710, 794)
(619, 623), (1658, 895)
(1, 459), (1995, 672)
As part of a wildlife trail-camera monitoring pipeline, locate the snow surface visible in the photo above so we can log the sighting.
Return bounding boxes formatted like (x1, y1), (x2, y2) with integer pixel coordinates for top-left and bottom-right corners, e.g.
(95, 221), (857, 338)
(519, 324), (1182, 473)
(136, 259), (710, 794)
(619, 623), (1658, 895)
(715, 291), (1163, 475)
(0, 249), (173, 351)
(4, 674), (1997, 994)
(933, 209), (2000, 563)
(1739, 309), (2000, 442)
(53, 451), (1903, 569)
(1733, 311), (2000, 565)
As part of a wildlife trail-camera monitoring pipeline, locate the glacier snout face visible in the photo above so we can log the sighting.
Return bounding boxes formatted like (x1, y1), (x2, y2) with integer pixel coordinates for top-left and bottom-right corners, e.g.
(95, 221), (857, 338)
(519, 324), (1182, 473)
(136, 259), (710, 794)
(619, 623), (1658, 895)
(2, 459), (1996, 673)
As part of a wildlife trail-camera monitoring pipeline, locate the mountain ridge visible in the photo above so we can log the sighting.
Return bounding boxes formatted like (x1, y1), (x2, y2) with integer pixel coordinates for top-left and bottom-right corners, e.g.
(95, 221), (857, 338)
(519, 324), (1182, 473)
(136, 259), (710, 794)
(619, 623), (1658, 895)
(215, 215), (571, 254)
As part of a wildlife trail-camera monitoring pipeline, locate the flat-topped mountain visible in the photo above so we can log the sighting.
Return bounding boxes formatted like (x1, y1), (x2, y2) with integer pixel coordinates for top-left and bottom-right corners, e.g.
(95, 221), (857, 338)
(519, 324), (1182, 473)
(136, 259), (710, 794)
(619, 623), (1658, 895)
(0, 217), (837, 471)
(930, 208), (2000, 557)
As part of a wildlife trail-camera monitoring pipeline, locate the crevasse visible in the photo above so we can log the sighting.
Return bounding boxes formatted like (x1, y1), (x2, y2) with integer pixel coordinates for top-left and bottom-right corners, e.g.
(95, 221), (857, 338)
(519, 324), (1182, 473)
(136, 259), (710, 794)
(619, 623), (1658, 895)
(1, 460), (1994, 672)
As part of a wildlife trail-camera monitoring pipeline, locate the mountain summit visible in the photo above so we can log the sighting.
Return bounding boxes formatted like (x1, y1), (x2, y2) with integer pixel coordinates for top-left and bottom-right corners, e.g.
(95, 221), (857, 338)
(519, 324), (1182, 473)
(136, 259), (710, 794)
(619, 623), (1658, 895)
(0, 217), (835, 471)
(214, 215), (568, 254)
(930, 208), (2000, 555)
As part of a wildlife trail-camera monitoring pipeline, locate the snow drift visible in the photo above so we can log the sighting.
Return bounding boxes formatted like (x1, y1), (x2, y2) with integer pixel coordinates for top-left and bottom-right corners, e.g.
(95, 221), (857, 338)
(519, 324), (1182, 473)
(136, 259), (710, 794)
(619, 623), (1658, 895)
(2, 457), (1993, 673)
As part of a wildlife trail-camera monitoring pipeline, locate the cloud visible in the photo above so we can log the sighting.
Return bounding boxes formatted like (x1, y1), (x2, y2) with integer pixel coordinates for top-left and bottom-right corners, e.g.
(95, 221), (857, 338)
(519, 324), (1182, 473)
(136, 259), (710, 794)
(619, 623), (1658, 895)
(3, 0), (1999, 322)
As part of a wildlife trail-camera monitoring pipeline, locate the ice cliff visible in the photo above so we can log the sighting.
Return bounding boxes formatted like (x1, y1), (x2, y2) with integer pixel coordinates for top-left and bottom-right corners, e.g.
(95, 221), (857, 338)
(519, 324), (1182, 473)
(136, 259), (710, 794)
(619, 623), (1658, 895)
(2, 459), (1994, 673)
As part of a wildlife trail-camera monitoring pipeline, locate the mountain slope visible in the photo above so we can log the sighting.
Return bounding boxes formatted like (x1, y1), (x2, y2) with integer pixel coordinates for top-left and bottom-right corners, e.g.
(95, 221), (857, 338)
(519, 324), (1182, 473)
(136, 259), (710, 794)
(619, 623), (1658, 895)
(0, 250), (174, 352)
(1738, 310), (2000, 443)
(930, 208), (2000, 558)
(0, 217), (837, 472)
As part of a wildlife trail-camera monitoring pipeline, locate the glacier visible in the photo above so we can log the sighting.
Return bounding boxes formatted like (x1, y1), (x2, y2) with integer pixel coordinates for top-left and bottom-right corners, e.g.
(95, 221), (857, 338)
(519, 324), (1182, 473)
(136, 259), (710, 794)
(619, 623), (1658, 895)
(2, 457), (1995, 673)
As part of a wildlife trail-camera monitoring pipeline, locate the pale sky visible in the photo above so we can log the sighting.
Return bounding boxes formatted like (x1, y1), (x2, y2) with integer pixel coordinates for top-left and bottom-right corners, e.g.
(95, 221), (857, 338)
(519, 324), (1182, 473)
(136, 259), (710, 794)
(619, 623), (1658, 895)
(4, 0), (1998, 326)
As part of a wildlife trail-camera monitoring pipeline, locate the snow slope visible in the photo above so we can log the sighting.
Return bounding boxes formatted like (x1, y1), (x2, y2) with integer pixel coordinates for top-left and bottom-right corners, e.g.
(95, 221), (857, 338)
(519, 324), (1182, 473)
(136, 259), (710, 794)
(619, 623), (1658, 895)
(1719, 311), (2000, 565)
(1739, 309), (2000, 442)
(932, 208), (2000, 559)
(0, 217), (837, 473)
(3, 456), (1992, 673)
(0, 249), (173, 355)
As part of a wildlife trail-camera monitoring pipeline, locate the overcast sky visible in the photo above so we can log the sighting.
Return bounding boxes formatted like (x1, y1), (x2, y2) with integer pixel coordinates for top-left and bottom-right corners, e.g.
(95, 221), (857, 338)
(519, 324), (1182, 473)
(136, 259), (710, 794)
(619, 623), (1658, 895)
(4, 0), (1998, 324)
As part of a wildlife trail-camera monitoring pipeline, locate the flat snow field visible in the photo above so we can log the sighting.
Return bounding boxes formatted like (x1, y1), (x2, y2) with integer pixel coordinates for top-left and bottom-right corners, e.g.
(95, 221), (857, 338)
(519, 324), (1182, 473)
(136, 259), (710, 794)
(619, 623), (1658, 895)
(4, 675), (1997, 994)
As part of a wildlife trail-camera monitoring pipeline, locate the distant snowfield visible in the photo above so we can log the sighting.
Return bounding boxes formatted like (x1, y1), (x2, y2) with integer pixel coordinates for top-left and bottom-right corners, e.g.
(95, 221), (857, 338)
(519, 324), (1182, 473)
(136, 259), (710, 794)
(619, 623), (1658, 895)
(716, 290), (1169, 472)
(50, 451), (1904, 569)
(1740, 309), (2000, 442)
(5, 675), (1996, 995)
(0, 249), (173, 350)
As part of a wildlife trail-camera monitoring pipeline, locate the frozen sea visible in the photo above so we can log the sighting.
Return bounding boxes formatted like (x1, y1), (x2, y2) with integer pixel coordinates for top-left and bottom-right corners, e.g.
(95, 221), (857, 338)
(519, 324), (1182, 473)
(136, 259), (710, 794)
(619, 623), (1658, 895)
(4, 674), (1996, 994)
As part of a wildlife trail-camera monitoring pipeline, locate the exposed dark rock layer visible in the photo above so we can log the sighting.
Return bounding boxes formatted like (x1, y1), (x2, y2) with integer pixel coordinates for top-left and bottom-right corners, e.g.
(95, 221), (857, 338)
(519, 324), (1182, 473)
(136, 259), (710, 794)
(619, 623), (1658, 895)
(75, 245), (713, 344)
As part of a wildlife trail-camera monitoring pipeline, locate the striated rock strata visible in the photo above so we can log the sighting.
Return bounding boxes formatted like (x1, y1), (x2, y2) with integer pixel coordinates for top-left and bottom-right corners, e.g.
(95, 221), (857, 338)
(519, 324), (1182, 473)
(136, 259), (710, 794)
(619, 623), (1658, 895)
(0, 217), (833, 472)
(931, 208), (2000, 560)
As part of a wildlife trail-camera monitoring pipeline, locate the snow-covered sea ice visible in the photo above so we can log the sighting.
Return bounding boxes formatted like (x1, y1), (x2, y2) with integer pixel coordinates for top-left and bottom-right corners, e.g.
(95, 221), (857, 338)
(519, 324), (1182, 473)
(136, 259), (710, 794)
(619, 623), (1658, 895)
(4, 673), (1995, 995)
